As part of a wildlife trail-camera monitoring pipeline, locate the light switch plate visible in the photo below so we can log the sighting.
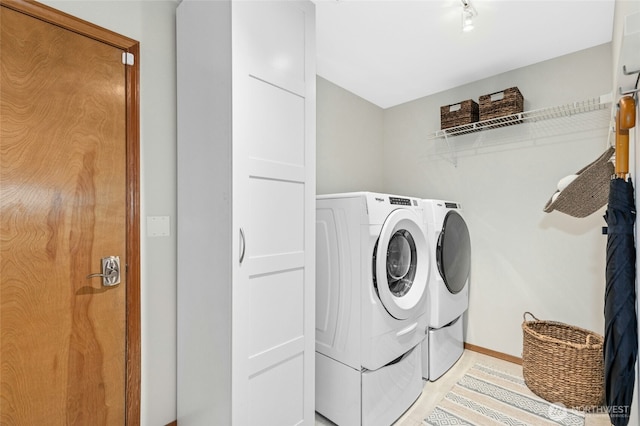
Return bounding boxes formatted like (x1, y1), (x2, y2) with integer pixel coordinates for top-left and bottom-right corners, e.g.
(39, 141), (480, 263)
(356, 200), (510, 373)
(147, 216), (170, 237)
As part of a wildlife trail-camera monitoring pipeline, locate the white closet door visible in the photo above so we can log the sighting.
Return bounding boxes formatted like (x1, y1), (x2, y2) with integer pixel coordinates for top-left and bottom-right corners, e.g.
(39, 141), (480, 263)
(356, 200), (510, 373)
(232, 2), (315, 425)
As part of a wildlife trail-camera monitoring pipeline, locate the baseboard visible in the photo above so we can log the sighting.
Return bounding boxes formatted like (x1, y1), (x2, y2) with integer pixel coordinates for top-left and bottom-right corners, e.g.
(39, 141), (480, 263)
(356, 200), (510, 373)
(464, 342), (522, 365)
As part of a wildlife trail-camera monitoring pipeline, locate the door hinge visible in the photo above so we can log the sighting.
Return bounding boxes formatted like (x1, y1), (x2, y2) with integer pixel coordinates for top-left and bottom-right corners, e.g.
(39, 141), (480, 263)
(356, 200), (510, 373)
(122, 52), (135, 66)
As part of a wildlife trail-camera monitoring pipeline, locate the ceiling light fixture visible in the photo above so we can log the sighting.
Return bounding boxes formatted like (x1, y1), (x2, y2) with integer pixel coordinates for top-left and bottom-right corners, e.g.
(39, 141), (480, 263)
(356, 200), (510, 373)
(461, 0), (477, 32)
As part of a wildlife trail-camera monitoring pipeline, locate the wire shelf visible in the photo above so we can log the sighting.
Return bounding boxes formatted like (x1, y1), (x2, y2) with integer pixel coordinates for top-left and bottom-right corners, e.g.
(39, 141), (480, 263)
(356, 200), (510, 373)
(427, 97), (611, 140)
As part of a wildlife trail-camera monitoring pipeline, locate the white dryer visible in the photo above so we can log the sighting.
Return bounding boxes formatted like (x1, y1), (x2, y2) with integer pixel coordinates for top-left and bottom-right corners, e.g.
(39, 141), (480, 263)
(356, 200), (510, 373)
(421, 199), (471, 381)
(316, 192), (431, 426)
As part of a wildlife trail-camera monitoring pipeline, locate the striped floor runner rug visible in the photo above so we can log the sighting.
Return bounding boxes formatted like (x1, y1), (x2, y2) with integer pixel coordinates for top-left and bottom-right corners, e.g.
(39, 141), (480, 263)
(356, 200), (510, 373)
(424, 364), (586, 426)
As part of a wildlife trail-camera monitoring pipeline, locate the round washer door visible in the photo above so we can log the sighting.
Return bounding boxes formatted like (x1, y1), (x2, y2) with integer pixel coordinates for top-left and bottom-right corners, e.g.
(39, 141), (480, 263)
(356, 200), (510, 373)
(436, 210), (471, 294)
(374, 209), (429, 320)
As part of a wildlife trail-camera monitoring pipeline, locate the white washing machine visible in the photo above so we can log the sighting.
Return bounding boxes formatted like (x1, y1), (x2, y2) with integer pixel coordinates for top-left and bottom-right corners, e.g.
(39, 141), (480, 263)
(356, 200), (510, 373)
(421, 199), (471, 381)
(315, 192), (431, 426)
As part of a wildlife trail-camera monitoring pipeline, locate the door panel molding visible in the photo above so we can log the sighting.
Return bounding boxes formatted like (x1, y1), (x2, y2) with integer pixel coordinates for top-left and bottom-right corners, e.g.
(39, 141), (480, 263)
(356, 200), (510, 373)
(0, 1), (141, 424)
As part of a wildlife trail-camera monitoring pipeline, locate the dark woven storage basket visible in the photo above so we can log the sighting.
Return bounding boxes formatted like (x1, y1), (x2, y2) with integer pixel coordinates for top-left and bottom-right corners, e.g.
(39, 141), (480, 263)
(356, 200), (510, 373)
(440, 99), (479, 130)
(522, 312), (604, 409)
(479, 87), (524, 123)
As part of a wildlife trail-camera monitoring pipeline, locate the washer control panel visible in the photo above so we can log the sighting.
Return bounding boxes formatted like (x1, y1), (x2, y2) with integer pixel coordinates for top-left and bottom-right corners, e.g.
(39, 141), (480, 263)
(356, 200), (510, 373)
(389, 196), (417, 206)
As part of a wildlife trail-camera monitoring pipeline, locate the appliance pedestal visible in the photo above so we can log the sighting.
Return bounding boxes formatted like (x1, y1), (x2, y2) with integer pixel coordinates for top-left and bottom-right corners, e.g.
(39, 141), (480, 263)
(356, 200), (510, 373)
(423, 315), (464, 381)
(317, 344), (423, 425)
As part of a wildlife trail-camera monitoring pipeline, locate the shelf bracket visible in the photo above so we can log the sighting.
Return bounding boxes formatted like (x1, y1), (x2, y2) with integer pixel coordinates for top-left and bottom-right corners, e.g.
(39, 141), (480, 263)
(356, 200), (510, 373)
(619, 66), (640, 98)
(619, 86), (640, 97)
(442, 132), (457, 167)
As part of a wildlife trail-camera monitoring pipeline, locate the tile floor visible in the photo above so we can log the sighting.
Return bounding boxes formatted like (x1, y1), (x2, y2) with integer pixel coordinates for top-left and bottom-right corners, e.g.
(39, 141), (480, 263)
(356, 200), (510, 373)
(314, 349), (612, 426)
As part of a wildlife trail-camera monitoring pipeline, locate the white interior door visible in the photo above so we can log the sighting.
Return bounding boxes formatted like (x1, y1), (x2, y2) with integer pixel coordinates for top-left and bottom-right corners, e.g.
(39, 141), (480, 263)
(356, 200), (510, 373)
(232, 2), (315, 424)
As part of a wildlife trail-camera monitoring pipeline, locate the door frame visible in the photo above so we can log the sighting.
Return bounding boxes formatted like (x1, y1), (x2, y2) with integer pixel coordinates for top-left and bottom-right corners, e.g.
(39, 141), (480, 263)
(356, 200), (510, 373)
(0, 0), (141, 423)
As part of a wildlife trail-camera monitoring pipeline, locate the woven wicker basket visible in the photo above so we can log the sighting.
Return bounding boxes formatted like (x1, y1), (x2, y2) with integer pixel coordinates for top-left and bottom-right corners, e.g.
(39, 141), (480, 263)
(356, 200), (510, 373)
(522, 312), (604, 409)
(479, 87), (524, 123)
(440, 99), (479, 130)
(543, 147), (614, 218)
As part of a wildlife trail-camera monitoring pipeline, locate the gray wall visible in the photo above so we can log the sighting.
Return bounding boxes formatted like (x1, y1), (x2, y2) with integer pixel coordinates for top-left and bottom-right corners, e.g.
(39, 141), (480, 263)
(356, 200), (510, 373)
(317, 77), (385, 194)
(318, 43), (613, 358)
(384, 43), (613, 357)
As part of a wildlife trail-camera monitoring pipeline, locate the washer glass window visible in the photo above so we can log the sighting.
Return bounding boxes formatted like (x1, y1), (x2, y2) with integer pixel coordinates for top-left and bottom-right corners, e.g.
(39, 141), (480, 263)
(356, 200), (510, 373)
(386, 230), (417, 297)
(373, 208), (428, 320)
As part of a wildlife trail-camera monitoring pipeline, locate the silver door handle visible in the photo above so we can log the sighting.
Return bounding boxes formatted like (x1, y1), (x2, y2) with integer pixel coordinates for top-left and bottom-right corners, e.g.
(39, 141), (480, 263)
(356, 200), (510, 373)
(87, 256), (121, 287)
(239, 228), (246, 264)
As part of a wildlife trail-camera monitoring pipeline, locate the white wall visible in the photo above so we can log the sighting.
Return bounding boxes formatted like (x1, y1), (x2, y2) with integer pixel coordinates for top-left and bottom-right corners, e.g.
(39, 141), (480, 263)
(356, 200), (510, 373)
(42, 2), (179, 425)
(317, 77), (385, 194)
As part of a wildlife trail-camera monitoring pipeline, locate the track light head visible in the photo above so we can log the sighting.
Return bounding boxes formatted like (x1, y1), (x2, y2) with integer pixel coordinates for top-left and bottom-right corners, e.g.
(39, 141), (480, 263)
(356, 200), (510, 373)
(461, 0), (477, 32)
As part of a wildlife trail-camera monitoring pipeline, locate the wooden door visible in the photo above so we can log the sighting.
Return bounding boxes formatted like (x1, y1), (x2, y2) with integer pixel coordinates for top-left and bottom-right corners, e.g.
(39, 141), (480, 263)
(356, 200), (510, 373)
(0, 2), (140, 424)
